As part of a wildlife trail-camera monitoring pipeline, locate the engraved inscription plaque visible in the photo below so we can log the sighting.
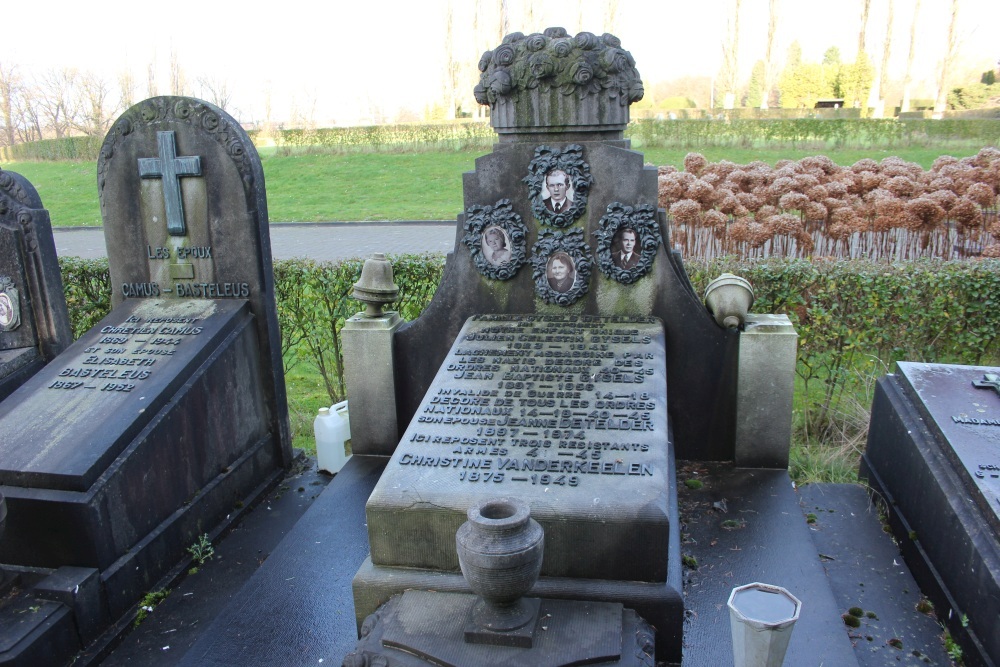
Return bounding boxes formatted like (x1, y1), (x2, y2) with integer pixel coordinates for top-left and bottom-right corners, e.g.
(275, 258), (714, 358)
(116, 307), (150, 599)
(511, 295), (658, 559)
(896, 362), (1000, 535)
(366, 314), (671, 583)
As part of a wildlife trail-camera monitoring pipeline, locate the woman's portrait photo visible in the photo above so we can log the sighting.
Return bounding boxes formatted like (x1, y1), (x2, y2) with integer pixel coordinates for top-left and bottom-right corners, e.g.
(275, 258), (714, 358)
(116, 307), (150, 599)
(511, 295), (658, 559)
(546, 253), (576, 293)
(0, 292), (15, 329)
(482, 226), (512, 266)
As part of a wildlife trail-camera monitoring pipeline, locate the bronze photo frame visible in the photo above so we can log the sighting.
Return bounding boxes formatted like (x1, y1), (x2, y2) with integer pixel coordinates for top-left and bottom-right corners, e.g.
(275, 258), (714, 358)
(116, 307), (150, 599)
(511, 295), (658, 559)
(531, 229), (592, 305)
(593, 203), (661, 284)
(462, 199), (528, 281)
(523, 144), (593, 228)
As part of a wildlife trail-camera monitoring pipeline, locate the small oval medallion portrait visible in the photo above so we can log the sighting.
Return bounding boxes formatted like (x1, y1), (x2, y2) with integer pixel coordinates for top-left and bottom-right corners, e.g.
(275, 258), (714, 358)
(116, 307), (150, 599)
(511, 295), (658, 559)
(0, 279), (20, 331)
(462, 199), (528, 281)
(593, 203), (662, 284)
(523, 144), (593, 228)
(531, 229), (592, 306)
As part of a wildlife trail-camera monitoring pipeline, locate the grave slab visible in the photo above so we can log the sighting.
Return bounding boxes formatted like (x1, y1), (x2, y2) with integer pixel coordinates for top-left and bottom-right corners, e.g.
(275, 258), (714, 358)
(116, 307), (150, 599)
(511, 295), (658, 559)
(0, 168), (73, 401)
(359, 313), (683, 662)
(861, 362), (1000, 667)
(368, 314), (671, 581)
(0, 96), (292, 660)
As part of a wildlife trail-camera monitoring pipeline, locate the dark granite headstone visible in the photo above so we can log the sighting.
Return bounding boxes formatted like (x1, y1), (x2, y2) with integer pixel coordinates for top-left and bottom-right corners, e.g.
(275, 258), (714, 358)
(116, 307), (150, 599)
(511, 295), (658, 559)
(0, 96), (291, 661)
(861, 362), (1000, 666)
(0, 168), (73, 401)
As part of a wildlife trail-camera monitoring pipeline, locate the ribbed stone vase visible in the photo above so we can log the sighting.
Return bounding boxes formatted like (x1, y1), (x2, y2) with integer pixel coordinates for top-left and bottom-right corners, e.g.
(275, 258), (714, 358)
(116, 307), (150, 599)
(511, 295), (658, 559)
(456, 497), (544, 631)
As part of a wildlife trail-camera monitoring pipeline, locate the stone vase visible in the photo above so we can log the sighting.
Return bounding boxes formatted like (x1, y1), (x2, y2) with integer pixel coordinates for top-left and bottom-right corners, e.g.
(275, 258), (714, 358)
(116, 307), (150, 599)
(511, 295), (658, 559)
(456, 497), (544, 631)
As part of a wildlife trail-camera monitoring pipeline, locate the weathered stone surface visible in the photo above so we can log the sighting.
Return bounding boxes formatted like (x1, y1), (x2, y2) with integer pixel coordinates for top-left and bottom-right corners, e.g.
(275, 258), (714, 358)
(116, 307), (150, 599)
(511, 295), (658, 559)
(346, 590), (654, 667)
(0, 97), (292, 654)
(0, 299), (275, 580)
(0, 168), (73, 401)
(98, 96), (291, 464)
(861, 362), (1000, 666)
(735, 314), (797, 468)
(393, 141), (736, 462)
(369, 314), (671, 582)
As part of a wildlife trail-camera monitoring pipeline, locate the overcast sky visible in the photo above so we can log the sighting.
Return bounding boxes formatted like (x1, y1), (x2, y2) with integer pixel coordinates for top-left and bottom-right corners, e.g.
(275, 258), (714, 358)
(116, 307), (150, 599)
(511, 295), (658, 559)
(3, 0), (996, 125)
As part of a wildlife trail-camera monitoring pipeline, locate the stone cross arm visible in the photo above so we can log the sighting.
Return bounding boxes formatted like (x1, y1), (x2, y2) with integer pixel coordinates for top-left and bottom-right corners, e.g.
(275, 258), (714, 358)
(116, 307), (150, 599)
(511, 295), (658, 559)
(138, 131), (202, 237)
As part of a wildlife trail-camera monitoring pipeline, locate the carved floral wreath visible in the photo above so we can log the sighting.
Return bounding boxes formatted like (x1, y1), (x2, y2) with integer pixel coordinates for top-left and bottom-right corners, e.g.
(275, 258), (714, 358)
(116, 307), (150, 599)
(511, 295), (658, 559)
(593, 203), (662, 284)
(461, 199), (528, 281)
(523, 144), (592, 228)
(531, 228), (592, 306)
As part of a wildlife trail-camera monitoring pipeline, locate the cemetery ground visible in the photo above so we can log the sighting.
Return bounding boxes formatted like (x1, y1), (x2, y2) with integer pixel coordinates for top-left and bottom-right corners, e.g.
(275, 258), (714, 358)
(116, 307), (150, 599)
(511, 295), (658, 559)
(2, 144), (992, 228)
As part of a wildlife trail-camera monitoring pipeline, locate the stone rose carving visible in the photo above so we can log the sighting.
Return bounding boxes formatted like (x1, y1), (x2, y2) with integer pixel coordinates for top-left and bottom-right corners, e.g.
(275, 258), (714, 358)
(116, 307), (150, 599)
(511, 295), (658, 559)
(475, 27), (643, 107)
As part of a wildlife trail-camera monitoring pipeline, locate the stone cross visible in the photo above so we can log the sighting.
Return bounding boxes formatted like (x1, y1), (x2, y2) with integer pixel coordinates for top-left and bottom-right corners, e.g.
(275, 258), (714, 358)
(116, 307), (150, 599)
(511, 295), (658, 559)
(138, 131), (202, 236)
(972, 373), (1000, 398)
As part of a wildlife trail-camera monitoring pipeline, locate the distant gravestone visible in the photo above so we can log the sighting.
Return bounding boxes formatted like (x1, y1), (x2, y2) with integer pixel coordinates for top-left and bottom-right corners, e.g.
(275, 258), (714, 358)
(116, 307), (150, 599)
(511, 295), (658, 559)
(0, 96), (292, 654)
(862, 362), (1000, 666)
(0, 168), (73, 401)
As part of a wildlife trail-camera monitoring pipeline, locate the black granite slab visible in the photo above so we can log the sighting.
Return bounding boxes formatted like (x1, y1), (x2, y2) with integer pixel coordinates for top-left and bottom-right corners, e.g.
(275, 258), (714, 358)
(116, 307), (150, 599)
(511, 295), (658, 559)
(862, 362), (1000, 667)
(177, 456), (387, 667)
(679, 464), (859, 666)
(798, 483), (952, 666)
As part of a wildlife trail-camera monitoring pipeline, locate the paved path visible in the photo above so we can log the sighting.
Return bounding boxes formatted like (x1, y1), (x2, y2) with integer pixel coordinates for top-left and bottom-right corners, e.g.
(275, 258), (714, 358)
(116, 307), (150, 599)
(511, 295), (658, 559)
(52, 221), (459, 261)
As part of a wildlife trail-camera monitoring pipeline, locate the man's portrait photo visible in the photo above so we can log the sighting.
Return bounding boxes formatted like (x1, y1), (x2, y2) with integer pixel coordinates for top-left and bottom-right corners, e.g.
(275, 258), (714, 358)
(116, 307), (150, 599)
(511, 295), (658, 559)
(546, 252), (576, 293)
(482, 226), (512, 266)
(542, 169), (574, 214)
(612, 228), (640, 270)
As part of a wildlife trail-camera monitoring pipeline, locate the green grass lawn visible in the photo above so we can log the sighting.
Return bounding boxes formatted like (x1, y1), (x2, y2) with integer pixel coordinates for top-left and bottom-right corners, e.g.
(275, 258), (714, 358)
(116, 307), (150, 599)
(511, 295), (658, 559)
(2, 145), (990, 227)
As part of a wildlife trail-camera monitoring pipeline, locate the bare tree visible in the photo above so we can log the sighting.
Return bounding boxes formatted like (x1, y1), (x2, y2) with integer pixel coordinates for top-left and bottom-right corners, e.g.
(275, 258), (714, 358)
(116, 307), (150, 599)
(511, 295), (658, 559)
(719, 0), (742, 109)
(875, 0), (895, 116)
(119, 68), (138, 111)
(443, 0), (458, 119)
(37, 68), (77, 139)
(197, 75), (233, 111)
(169, 49), (186, 96)
(878, 0), (895, 99)
(147, 61), (158, 98)
(603, 0), (619, 35)
(12, 87), (42, 143)
(933, 0), (959, 114)
(901, 0), (921, 112)
(857, 0), (871, 56)
(0, 61), (21, 147)
(760, 0), (779, 109)
(72, 72), (118, 137)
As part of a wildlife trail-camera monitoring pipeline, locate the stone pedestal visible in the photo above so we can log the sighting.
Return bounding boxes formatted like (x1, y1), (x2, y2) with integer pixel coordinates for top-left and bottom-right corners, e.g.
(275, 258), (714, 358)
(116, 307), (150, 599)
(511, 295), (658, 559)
(346, 591), (654, 667)
(735, 314), (797, 469)
(342, 311), (403, 456)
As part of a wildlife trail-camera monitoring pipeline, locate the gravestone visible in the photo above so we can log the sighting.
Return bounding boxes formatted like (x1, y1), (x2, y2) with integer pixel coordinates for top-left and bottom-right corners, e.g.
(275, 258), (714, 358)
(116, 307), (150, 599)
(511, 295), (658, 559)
(0, 96), (291, 663)
(861, 362), (1000, 666)
(0, 168), (73, 401)
(348, 28), (740, 664)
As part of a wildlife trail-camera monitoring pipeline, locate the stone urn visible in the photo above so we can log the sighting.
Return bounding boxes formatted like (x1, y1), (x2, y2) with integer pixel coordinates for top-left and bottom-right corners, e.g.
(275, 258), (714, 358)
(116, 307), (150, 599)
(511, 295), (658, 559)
(456, 497), (544, 632)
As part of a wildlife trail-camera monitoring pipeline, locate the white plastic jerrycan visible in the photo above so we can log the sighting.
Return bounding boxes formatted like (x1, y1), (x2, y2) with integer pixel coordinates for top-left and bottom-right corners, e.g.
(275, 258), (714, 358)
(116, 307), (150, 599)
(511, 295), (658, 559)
(314, 400), (351, 474)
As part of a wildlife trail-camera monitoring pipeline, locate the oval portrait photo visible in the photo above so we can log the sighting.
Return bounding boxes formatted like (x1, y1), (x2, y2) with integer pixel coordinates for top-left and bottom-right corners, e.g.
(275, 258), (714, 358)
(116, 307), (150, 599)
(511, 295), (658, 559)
(546, 252), (576, 293)
(482, 226), (512, 266)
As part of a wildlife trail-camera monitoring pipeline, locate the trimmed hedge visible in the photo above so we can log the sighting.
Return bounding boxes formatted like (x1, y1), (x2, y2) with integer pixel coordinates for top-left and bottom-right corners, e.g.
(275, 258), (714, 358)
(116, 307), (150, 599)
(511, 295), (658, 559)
(628, 118), (1000, 149)
(7, 118), (998, 162)
(56, 255), (1000, 441)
